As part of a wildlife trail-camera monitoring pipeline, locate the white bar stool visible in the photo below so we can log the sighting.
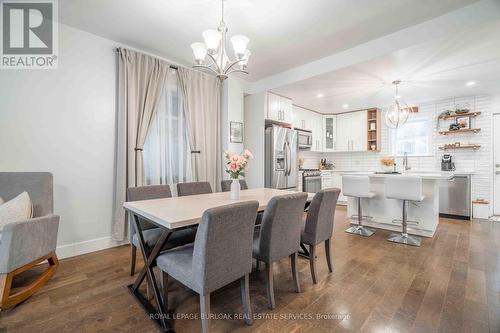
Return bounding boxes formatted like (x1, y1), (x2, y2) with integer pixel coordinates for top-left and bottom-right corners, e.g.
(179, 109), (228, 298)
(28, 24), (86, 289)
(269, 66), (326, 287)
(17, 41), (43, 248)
(342, 175), (376, 237)
(385, 176), (424, 247)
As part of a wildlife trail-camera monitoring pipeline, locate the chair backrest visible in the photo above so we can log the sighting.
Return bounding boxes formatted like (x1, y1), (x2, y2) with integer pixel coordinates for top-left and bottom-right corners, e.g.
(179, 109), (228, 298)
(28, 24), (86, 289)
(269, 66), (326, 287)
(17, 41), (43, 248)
(177, 182), (212, 197)
(256, 192), (308, 262)
(220, 179), (248, 192)
(303, 188), (340, 245)
(0, 172), (53, 217)
(192, 201), (259, 295)
(342, 175), (371, 198)
(385, 176), (423, 201)
(127, 185), (172, 236)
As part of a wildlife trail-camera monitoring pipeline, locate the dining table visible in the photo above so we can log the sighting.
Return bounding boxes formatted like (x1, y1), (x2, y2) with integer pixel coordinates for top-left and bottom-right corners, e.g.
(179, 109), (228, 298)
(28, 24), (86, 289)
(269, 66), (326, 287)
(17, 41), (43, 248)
(123, 187), (314, 332)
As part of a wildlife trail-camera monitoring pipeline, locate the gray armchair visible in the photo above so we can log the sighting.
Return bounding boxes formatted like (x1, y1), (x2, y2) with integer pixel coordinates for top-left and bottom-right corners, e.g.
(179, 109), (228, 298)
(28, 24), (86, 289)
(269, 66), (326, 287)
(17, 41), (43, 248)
(0, 172), (60, 309)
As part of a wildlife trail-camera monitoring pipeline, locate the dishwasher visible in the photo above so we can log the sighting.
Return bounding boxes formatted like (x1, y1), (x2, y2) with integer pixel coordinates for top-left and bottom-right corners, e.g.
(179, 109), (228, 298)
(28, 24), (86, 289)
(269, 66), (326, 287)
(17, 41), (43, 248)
(439, 174), (471, 220)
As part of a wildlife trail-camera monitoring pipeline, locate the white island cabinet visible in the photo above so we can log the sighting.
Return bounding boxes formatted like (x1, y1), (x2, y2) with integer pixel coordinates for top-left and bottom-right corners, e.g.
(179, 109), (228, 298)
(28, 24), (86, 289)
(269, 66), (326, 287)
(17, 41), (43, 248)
(344, 172), (452, 238)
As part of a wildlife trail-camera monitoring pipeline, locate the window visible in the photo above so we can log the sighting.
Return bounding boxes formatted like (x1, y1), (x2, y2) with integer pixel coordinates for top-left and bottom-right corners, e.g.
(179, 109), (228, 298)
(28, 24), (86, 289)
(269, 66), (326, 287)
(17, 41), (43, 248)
(143, 70), (193, 185)
(390, 116), (432, 156)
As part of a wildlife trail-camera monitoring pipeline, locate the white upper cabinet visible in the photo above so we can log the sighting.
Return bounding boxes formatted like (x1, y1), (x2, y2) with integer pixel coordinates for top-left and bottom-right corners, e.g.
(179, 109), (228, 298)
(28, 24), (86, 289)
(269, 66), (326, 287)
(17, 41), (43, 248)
(350, 110), (367, 151)
(322, 115), (337, 152)
(335, 111), (368, 152)
(292, 106), (323, 151)
(267, 92), (292, 123)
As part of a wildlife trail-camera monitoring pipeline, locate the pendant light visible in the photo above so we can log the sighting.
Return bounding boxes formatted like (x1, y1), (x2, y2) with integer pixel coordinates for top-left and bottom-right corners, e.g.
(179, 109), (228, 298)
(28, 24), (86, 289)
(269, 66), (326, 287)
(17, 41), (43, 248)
(385, 80), (410, 129)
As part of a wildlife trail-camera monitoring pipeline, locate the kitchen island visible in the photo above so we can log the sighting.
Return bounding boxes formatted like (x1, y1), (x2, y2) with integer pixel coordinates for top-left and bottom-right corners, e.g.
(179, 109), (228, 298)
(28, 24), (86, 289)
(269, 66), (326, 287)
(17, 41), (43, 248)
(343, 172), (453, 237)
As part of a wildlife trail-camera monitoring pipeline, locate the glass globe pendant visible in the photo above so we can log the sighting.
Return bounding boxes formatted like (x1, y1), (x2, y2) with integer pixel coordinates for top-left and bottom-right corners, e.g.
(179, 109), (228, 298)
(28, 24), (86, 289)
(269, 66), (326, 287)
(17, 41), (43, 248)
(385, 80), (410, 129)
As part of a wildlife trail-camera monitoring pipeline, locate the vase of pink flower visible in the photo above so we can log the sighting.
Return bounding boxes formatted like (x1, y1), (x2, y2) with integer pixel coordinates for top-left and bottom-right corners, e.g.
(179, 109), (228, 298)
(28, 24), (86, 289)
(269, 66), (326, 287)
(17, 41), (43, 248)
(224, 149), (253, 199)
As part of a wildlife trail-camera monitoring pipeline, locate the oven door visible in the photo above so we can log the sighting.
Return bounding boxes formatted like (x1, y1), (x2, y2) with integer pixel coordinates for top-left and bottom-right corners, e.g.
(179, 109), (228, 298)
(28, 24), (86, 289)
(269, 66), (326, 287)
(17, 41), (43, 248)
(303, 176), (322, 193)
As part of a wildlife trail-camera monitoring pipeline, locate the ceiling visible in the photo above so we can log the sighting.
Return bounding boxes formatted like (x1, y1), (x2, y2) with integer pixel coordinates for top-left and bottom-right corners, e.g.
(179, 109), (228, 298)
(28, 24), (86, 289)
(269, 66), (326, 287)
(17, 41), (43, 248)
(272, 20), (500, 113)
(58, 0), (477, 81)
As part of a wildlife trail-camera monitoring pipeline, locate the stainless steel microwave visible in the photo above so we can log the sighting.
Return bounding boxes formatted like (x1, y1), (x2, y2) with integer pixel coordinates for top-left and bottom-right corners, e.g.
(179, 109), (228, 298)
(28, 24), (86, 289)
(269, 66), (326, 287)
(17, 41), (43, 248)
(296, 129), (312, 149)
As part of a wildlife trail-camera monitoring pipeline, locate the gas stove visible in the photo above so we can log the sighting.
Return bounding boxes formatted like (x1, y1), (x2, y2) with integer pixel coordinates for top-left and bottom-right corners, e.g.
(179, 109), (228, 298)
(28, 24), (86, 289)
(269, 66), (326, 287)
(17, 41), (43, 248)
(300, 168), (322, 177)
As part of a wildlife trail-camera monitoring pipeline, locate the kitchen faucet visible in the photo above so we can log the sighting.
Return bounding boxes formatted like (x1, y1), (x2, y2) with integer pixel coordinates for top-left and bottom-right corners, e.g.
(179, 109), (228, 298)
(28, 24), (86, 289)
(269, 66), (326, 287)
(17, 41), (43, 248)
(403, 152), (411, 171)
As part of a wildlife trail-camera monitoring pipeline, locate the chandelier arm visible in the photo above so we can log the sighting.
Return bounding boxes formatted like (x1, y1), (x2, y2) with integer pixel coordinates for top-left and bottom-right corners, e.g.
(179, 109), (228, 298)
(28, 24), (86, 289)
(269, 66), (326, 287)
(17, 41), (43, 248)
(224, 58), (246, 73)
(225, 68), (249, 76)
(206, 53), (221, 71)
(193, 64), (220, 76)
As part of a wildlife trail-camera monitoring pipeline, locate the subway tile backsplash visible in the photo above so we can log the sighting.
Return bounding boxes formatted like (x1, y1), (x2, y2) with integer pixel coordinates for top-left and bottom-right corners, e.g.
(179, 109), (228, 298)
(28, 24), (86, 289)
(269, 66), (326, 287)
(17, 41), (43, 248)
(298, 95), (492, 211)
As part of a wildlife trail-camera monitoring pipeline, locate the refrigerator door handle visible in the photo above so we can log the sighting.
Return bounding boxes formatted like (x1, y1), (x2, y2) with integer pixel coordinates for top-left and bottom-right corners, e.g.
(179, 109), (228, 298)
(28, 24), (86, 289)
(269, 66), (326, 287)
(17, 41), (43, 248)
(287, 141), (292, 176)
(283, 141), (288, 176)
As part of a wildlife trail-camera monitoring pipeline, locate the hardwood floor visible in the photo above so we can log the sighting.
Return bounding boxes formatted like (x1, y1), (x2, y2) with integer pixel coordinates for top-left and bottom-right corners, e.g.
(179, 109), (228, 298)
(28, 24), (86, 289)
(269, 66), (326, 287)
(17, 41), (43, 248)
(1, 207), (499, 333)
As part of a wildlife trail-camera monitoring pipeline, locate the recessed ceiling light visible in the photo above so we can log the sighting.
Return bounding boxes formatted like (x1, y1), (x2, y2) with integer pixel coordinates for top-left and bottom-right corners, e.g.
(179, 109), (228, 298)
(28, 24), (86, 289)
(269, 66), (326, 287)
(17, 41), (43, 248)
(342, 104), (349, 108)
(466, 81), (476, 86)
(316, 93), (324, 98)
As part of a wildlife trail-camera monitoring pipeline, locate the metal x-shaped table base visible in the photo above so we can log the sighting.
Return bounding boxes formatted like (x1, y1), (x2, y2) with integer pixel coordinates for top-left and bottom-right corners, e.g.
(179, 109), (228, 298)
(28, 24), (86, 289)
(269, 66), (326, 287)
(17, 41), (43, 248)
(128, 214), (174, 333)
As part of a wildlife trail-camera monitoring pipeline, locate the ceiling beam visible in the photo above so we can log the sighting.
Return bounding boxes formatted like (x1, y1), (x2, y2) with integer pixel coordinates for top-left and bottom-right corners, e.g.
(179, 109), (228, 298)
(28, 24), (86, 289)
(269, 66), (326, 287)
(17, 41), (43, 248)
(246, 0), (500, 94)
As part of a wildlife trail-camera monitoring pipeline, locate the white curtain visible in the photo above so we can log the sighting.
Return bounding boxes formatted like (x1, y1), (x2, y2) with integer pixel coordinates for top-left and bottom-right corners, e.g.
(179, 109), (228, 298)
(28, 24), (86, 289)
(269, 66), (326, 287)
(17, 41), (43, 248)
(178, 68), (222, 191)
(143, 70), (193, 187)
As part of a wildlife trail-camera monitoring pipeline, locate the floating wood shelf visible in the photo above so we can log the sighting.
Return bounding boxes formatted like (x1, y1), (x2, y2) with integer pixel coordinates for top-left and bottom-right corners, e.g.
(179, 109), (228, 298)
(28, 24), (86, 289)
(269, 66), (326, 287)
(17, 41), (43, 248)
(438, 144), (481, 150)
(472, 199), (489, 205)
(438, 111), (481, 120)
(367, 118), (377, 121)
(366, 108), (381, 152)
(438, 128), (481, 135)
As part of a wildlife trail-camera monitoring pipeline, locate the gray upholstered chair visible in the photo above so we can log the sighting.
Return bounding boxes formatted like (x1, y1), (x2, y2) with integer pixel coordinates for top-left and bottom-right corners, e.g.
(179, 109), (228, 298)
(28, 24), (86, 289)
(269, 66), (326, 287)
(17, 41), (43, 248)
(127, 185), (197, 275)
(177, 181), (213, 197)
(301, 188), (340, 284)
(253, 192), (308, 309)
(0, 172), (59, 309)
(157, 201), (259, 333)
(220, 179), (248, 192)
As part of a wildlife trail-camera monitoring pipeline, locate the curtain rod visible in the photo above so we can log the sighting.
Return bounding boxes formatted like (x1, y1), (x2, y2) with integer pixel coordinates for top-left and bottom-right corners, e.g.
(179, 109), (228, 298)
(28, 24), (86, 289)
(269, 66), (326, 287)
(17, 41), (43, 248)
(113, 47), (178, 70)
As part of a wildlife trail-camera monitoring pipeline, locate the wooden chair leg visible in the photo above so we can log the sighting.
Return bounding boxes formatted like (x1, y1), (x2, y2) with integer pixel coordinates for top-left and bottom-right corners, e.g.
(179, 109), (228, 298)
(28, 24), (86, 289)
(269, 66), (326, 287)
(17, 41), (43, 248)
(130, 245), (137, 276)
(265, 262), (275, 309)
(0, 252), (59, 310)
(200, 293), (211, 333)
(309, 244), (317, 284)
(240, 274), (253, 325)
(162, 272), (169, 310)
(325, 239), (333, 273)
(290, 252), (301, 293)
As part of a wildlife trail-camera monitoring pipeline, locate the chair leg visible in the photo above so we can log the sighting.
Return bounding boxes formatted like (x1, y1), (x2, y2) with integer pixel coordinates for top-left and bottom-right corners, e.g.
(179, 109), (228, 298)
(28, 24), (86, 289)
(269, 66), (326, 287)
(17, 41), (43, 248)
(325, 239), (333, 273)
(130, 245), (137, 276)
(240, 274), (253, 325)
(255, 259), (260, 272)
(265, 262), (275, 309)
(309, 244), (317, 284)
(162, 272), (168, 310)
(290, 252), (301, 293)
(200, 293), (211, 333)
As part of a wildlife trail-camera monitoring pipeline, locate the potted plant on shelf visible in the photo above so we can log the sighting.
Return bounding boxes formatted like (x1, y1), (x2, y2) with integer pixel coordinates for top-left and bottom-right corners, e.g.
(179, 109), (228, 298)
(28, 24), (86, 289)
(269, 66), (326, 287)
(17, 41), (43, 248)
(224, 149), (253, 199)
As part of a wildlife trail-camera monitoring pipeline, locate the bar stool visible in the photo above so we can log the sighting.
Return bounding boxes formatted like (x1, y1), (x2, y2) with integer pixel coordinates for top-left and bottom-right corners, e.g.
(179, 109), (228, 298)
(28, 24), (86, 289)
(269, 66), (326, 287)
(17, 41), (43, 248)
(342, 175), (376, 237)
(385, 176), (424, 247)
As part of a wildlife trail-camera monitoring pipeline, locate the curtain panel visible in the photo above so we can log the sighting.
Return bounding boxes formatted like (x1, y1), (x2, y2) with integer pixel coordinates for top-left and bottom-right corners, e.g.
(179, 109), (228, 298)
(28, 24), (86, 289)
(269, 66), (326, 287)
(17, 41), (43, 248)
(178, 68), (223, 192)
(112, 47), (170, 241)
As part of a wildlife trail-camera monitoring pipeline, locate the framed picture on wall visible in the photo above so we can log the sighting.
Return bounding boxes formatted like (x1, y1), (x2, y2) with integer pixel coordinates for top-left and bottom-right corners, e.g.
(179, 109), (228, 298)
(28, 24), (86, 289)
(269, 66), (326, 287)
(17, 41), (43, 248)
(230, 121), (243, 143)
(456, 116), (470, 129)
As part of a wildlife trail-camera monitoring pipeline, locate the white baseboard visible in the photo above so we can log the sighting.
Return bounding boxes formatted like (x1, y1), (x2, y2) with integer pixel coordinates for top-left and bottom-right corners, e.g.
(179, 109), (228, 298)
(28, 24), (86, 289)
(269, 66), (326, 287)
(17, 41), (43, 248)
(56, 236), (129, 259)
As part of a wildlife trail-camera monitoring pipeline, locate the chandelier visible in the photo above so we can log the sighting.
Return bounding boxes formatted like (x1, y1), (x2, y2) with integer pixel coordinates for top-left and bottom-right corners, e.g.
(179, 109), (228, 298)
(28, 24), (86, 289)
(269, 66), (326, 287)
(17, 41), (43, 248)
(385, 80), (411, 129)
(190, 0), (251, 81)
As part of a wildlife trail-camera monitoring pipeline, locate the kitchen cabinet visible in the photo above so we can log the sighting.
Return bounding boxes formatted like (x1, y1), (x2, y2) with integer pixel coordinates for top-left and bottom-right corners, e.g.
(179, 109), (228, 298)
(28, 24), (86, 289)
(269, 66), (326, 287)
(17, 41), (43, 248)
(321, 171), (333, 189)
(267, 92), (292, 123)
(331, 173), (347, 202)
(322, 115), (337, 152)
(293, 106), (323, 151)
(335, 111), (367, 152)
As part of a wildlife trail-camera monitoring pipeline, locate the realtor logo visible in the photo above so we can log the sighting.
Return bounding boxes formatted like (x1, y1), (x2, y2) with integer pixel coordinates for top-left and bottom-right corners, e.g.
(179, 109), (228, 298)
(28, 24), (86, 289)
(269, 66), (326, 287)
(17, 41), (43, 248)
(1, 0), (58, 69)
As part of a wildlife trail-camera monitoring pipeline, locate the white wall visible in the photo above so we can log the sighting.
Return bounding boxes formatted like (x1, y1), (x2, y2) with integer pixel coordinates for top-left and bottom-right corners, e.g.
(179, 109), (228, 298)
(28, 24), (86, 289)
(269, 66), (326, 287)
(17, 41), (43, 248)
(221, 77), (246, 156)
(0, 23), (123, 258)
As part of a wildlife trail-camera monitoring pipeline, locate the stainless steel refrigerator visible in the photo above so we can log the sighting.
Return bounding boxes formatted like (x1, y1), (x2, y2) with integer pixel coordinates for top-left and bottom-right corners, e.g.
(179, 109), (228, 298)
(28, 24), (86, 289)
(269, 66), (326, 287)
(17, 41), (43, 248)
(265, 125), (298, 190)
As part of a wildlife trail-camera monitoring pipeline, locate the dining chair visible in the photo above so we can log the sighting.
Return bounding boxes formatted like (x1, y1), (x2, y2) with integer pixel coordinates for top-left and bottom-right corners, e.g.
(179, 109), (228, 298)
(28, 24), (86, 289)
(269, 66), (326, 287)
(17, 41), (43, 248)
(156, 201), (259, 333)
(253, 192), (308, 309)
(127, 185), (197, 275)
(301, 188), (340, 284)
(177, 181), (213, 197)
(220, 179), (249, 192)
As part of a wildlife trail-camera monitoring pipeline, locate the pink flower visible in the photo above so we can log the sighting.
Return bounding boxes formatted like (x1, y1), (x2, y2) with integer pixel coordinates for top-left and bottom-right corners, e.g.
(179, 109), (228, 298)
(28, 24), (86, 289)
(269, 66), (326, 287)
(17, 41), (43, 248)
(230, 155), (239, 163)
(243, 149), (253, 159)
(229, 162), (239, 172)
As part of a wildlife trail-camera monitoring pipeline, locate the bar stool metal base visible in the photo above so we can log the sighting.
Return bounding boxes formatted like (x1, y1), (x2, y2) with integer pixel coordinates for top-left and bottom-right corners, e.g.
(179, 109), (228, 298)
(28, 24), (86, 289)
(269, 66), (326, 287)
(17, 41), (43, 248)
(387, 233), (421, 247)
(345, 225), (375, 237)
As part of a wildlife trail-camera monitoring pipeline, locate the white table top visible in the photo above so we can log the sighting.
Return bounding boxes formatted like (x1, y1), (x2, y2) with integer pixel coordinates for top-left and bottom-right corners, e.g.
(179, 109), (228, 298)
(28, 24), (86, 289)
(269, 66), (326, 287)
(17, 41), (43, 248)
(124, 188), (315, 230)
